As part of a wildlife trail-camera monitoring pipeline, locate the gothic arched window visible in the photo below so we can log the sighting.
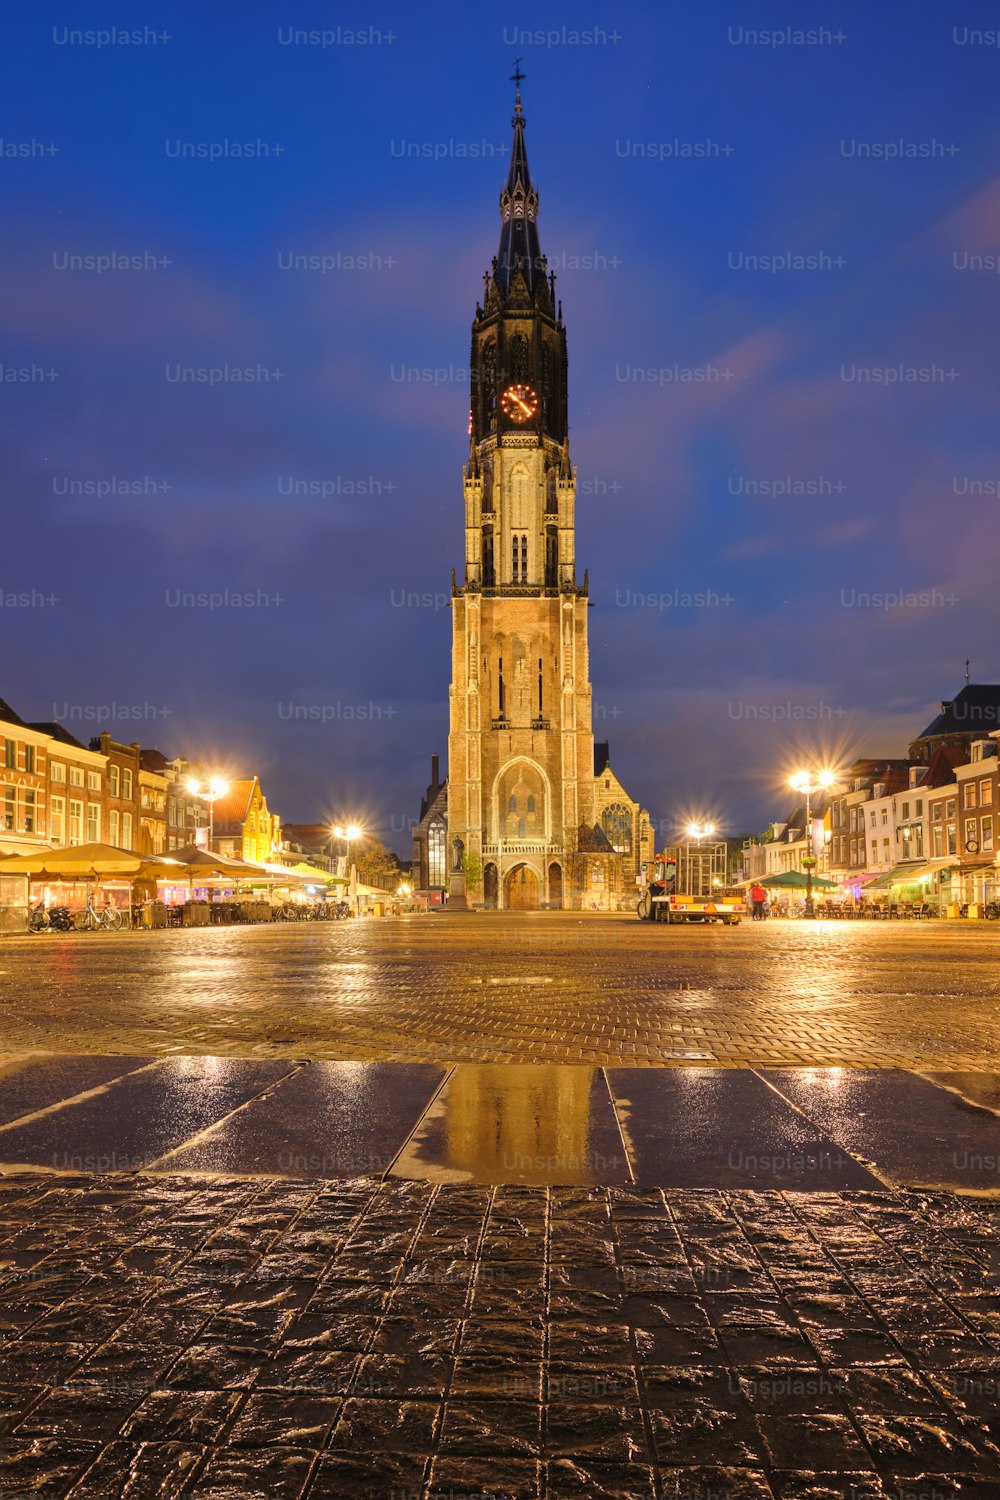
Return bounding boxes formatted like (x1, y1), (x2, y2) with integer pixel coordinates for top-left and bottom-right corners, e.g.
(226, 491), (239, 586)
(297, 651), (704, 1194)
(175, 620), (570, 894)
(542, 343), (554, 425)
(510, 465), (530, 528)
(545, 525), (558, 588)
(427, 818), (446, 887)
(545, 469), (558, 514)
(482, 524), (494, 587)
(600, 803), (632, 855)
(510, 334), (529, 383)
(481, 340), (497, 430)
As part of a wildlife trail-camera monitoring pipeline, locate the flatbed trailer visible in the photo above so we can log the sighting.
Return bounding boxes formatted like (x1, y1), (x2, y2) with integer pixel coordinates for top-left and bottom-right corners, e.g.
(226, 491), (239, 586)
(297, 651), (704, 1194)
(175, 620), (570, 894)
(636, 843), (745, 925)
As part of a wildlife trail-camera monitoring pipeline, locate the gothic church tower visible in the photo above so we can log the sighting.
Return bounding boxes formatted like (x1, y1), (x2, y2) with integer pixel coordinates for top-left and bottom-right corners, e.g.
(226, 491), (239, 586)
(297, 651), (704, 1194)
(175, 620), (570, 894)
(447, 80), (598, 910)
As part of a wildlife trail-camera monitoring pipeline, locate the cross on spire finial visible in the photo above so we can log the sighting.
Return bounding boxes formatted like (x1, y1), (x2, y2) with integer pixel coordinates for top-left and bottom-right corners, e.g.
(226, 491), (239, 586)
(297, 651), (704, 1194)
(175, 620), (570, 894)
(510, 57), (526, 117)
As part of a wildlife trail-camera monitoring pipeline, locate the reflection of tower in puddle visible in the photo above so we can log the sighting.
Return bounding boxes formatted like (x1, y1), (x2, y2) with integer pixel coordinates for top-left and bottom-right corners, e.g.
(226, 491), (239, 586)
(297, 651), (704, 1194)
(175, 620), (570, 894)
(444, 1065), (600, 1184)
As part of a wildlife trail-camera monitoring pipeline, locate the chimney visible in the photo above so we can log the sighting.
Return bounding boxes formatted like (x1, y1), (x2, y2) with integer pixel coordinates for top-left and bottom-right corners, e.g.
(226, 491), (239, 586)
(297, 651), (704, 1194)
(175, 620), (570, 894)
(430, 754), (440, 793)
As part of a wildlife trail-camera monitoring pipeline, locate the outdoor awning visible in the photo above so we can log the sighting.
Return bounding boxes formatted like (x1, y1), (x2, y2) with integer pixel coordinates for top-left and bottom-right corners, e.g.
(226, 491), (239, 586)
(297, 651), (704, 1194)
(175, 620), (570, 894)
(864, 862), (937, 892)
(287, 861), (348, 886)
(759, 871), (838, 889)
(0, 842), (180, 880)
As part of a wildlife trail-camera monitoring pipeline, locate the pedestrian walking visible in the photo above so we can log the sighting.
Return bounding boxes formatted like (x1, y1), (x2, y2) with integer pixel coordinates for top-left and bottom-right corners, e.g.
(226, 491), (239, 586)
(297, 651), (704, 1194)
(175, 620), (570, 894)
(749, 882), (768, 921)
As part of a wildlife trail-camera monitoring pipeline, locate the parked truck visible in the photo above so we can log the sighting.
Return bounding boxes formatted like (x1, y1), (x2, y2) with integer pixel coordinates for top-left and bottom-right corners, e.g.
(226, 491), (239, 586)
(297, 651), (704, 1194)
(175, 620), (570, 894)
(636, 842), (745, 925)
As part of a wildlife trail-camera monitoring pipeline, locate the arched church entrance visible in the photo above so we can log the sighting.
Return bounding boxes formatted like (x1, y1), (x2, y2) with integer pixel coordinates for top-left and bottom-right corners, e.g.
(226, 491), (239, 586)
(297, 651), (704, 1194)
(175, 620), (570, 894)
(547, 862), (563, 909)
(505, 863), (539, 910)
(483, 863), (499, 910)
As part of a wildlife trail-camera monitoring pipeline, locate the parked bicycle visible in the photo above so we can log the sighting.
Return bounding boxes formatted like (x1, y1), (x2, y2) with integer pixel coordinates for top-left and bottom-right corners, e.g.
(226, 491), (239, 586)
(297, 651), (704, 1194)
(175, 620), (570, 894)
(74, 900), (124, 932)
(28, 901), (74, 933)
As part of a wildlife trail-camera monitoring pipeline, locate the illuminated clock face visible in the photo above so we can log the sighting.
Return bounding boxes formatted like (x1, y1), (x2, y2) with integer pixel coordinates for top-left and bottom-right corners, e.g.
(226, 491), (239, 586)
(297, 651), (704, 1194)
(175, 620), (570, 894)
(501, 383), (538, 422)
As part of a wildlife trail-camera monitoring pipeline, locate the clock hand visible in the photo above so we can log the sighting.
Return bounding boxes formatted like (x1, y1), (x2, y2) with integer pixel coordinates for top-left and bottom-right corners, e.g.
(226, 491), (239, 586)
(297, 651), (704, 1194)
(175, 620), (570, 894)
(515, 397), (532, 415)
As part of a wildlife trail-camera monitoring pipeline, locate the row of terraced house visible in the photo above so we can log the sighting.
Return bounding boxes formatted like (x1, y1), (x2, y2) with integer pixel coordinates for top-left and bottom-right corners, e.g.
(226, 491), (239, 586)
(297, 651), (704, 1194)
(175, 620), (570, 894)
(0, 696), (284, 866)
(743, 681), (1000, 913)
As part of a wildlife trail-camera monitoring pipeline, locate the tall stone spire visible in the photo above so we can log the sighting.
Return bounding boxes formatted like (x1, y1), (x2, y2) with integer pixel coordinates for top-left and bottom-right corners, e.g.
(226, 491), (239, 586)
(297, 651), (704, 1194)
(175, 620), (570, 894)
(496, 66), (543, 297)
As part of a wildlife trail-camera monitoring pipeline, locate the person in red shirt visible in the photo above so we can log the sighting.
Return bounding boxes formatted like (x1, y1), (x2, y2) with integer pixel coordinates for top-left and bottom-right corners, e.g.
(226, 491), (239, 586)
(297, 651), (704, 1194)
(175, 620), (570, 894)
(749, 883), (768, 920)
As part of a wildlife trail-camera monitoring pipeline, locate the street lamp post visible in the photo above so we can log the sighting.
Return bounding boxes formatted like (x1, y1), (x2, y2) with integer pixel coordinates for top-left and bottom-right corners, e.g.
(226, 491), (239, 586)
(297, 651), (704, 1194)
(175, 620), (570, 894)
(685, 821), (715, 899)
(788, 770), (835, 918)
(331, 822), (363, 877)
(187, 777), (228, 850)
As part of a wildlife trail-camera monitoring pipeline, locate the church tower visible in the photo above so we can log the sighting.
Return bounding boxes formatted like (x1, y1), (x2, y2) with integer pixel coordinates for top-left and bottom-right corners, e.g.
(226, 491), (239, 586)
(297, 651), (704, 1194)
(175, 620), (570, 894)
(447, 77), (598, 910)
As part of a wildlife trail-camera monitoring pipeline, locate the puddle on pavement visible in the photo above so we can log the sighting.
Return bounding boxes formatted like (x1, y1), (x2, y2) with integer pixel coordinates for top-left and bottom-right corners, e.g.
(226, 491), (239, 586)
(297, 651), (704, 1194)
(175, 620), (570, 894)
(607, 1068), (882, 1191)
(762, 1068), (1000, 1193)
(389, 1064), (630, 1185)
(149, 1061), (445, 1179)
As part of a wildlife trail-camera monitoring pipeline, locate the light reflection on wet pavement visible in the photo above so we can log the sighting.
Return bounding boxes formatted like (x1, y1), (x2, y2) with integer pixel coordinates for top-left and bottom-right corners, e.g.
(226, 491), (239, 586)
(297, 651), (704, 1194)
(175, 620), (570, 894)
(0, 1056), (998, 1193)
(2, 915), (1000, 1067)
(3, 919), (1000, 1493)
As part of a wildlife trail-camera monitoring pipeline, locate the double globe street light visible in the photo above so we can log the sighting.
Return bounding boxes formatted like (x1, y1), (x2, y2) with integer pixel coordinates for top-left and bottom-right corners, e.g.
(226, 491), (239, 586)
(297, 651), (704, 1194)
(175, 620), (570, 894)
(186, 777), (228, 849)
(788, 769), (836, 918)
(685, 821), (715, 845)
(331, 822), (364, 872)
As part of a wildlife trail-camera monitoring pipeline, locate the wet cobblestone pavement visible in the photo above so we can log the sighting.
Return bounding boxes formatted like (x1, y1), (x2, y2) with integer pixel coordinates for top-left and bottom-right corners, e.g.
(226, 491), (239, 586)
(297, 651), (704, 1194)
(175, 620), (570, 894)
(2, 915), (1000, 1069)
(1, 1176), (1000, 1498)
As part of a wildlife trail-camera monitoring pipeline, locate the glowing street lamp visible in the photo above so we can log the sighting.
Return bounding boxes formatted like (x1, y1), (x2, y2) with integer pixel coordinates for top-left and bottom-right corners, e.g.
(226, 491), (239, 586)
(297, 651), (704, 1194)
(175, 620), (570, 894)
(187, 777), (228, 848)
(788, 769), (835, 918)
(331, 822), (364, 872)
(685, 821), (715, 845)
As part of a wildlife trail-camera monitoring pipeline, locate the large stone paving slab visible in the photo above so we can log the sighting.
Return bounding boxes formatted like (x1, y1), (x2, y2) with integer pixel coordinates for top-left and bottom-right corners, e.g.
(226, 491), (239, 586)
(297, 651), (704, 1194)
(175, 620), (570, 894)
(607, 1069), (884, 1191)
(761, 1069), (1000, 1194)
(0, 1055), (153, 1127)
(390, 1065), (631, 1185)
(0, 1175), (999, 1496)
(0, 1058), (297, 1174)
(150, 1062), (446, 1179)
(3, 915), (1000, 1069)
